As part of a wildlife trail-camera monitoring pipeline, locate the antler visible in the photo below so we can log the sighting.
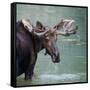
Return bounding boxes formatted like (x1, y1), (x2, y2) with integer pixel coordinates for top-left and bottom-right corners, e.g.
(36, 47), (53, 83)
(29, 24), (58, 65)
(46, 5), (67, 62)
(32, 27), (49, 36)
(22, 19), (49, 36)
(55, 19), (78, 36)
(56, 25), (78, 36)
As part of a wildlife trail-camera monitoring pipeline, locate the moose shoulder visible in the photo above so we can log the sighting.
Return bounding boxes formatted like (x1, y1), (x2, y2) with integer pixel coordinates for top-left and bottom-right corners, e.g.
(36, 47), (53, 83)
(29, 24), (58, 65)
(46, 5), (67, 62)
(16, 19), (78, 80)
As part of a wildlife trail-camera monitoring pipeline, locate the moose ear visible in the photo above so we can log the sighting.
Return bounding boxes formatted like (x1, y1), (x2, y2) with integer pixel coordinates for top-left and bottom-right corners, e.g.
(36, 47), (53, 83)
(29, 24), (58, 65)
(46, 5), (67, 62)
(21, 19), (33, 32)
(36, 21), (44, 29)
(53, 19), (64, 30)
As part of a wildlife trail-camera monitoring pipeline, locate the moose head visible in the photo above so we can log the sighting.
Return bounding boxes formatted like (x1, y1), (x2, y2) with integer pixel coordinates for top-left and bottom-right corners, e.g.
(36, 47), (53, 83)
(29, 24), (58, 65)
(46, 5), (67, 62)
(21, 19), (78, 63)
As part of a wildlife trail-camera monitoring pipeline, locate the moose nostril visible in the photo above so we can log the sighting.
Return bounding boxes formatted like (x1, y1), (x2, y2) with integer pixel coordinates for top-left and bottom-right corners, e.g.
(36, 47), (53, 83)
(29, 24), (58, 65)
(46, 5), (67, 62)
(53, 52), (58, 57)
(53, 53), (56, 57)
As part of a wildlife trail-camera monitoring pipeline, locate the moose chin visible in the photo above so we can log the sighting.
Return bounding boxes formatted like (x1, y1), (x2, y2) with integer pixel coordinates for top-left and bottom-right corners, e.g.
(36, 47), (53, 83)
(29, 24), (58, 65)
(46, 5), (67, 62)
(16, 18), (78, 80)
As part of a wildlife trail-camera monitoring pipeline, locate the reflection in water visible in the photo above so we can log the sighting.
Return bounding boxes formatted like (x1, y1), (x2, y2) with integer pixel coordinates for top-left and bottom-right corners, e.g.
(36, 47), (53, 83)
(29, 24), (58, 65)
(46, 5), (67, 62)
(16, 73), (86, 86)
(39, 74), (80, 82)
(59, 34), (86, 46)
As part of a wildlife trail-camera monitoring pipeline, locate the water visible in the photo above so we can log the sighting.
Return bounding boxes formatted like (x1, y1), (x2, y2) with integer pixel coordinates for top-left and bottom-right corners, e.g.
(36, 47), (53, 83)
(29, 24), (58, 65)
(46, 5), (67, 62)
(16, 4), (87, 86)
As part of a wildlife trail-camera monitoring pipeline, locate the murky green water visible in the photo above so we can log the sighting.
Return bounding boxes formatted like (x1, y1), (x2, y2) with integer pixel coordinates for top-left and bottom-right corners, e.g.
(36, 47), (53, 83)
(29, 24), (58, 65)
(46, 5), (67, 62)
(16, 4), (87, 86)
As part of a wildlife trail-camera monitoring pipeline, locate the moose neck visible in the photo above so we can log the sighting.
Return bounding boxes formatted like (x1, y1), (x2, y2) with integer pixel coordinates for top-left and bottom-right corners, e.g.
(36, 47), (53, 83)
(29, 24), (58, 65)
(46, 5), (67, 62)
(33, 35), (44, 53)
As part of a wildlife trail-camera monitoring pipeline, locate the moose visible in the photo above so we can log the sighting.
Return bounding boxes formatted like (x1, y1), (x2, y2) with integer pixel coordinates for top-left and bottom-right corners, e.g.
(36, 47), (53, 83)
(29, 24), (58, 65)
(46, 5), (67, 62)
(16, 18), (78, 80)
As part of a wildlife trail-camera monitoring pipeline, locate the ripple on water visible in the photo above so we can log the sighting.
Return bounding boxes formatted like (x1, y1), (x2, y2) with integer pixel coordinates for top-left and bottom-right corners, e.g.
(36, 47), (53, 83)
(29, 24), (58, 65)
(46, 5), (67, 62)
(39, 74), (80, 82)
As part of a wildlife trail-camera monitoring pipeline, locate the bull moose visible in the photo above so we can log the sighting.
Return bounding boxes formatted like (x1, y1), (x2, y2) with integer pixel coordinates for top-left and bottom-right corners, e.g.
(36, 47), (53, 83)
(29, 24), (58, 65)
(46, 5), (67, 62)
(16, 18), (78, 80)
